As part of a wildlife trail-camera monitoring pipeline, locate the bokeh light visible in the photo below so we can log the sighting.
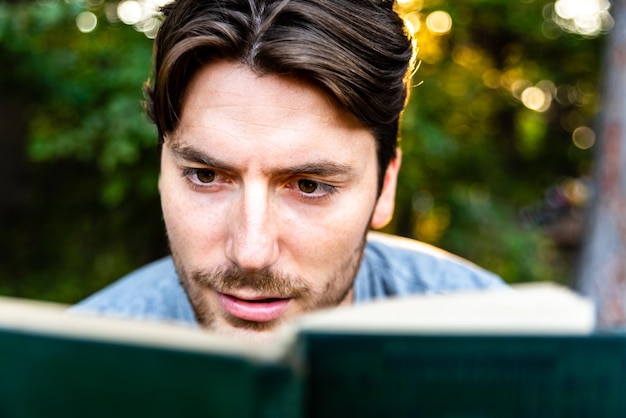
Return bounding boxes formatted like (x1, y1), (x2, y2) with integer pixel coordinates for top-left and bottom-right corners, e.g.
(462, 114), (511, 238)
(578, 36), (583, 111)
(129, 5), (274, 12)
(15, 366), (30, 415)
(510, 79), (557, 113)
(113, 0), (173, 38)
(396, 0), (424, 15)
(521, 86), (552, 112)
(403, 12), (421, 36)
(76, 11), (98, 33)
(426, 10), (452, 35)
(572, 126), (596, 149)
(482, 69), (502, 89)
(511, 79), (532, 100)
(562, 178), (591, 206)
(551, 0), (614, 37)
(117, 0), (142, 25)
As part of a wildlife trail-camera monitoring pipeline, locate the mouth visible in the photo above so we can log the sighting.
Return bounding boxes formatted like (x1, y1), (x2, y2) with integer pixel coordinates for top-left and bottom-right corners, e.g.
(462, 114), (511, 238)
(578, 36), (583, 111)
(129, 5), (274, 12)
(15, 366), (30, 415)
(217, 292), (291, 323)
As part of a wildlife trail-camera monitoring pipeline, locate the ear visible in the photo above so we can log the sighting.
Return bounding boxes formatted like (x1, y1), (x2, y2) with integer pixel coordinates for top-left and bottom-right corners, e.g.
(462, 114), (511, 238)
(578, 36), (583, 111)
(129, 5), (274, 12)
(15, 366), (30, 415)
(370, 149), (402, 229)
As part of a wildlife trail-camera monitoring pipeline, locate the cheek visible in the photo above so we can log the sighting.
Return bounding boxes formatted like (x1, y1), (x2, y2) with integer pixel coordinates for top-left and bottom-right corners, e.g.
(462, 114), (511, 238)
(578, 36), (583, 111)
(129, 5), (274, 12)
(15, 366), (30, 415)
(160, 180), (222, 257)
(281, 194), (375, 258)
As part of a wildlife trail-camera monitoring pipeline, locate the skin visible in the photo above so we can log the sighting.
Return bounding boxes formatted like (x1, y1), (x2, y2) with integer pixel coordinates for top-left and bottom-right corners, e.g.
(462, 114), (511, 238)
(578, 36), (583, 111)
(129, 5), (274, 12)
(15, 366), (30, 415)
(159, 60), (401, 342)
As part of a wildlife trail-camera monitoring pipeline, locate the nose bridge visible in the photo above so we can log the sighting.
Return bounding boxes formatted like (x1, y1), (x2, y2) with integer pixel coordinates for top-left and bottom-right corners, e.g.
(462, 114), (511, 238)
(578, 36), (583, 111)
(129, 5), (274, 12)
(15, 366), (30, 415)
(227, 180), (279, 270)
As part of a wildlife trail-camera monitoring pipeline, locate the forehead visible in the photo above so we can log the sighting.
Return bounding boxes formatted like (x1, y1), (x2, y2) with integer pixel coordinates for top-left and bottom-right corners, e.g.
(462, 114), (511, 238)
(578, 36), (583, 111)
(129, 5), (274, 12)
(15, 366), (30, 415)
(180, 61), (364, 129)
(171, 61), (377, 167)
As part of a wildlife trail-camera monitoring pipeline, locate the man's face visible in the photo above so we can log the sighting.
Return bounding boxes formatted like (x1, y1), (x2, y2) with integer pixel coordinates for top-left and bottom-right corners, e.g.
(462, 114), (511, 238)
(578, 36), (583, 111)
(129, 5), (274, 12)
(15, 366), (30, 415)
(159, 60), (400, 342)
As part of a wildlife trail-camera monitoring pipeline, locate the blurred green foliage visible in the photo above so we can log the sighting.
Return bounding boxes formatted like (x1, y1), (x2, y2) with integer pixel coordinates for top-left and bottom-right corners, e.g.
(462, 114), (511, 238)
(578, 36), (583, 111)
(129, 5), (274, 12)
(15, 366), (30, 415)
(0, 0), (604, 303)
(0, 0), (164, 302)
(391, 0), (603, 285)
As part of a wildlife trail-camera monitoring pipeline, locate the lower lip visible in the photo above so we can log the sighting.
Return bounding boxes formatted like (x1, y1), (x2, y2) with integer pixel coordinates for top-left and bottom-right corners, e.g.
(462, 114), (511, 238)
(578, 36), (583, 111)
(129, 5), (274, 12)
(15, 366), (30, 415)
(217, 293), (291, 323)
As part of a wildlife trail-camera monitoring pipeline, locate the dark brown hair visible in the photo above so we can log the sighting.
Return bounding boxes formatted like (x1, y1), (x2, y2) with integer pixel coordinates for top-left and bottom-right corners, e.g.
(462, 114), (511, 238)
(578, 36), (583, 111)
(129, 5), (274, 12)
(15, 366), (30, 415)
(145, 0), (417, 191)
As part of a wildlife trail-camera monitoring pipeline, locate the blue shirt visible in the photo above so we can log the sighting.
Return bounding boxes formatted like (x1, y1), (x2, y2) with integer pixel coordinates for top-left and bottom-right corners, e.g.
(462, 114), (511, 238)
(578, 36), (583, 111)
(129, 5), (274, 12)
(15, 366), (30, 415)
(71, 232), (505, 326)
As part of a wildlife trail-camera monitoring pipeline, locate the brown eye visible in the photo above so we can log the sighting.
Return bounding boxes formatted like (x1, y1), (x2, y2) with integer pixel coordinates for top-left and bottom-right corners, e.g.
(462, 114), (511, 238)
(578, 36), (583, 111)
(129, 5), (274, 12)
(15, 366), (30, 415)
(297, 179), (318, 194)
(196, 169), (216, 183)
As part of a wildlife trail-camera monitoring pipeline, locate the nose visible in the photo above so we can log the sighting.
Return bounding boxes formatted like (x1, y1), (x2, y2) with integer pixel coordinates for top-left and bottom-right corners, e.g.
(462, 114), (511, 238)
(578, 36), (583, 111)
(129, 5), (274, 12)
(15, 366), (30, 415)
(225, 183), (280, 271)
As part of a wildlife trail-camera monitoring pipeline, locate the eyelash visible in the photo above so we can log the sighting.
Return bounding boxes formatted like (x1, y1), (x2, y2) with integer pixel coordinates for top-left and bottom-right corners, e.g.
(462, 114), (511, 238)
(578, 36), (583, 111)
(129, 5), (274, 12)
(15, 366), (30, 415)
(181, 167), (338, 201)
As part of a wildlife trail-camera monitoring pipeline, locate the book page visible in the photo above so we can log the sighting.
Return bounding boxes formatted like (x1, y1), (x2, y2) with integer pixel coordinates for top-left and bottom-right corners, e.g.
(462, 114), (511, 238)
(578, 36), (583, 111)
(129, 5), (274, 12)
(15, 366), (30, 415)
(0, 296), (285, 361)
(291, 282), (595, 335)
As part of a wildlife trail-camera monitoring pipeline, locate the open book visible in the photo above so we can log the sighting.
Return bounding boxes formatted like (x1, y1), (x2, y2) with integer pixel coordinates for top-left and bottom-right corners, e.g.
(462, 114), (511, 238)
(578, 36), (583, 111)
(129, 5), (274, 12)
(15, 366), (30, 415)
(2, 282), (623, 418)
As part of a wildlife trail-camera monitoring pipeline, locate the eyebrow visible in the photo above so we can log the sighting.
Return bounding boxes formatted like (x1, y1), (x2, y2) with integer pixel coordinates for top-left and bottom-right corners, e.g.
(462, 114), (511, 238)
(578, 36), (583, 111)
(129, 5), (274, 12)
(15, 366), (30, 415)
(169, 142), (234, 172)
(281, 162), (355, 178)
(168, 141), (355, 178)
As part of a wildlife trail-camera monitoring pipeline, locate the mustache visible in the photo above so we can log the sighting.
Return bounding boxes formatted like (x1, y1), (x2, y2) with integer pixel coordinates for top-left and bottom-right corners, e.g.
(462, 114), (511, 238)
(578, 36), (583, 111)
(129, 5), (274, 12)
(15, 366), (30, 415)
(191, 266), (310, 298)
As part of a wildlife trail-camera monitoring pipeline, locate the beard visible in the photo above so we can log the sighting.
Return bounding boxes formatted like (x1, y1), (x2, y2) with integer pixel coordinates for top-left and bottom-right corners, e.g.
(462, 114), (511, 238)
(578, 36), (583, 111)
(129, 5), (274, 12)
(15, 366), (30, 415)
(171, 232), (367, 336)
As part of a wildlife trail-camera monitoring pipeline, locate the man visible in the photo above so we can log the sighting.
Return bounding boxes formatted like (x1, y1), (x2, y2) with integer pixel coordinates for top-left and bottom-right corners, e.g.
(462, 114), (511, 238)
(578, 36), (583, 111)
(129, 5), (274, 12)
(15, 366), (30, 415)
(73, 0), (504, 341)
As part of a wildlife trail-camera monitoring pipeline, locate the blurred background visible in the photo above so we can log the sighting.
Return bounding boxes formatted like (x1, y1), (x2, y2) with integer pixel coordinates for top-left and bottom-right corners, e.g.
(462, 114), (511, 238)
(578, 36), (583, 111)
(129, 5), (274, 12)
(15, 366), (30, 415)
(0, 0), (613, 304)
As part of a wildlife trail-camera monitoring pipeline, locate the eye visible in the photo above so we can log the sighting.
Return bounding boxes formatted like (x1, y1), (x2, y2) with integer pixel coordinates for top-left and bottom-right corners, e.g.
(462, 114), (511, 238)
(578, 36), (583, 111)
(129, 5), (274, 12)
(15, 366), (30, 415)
(297, 179), (319, 194)
(196, 169), (216, 183)
(293, 179), (337, 200)
(181, 168), (220, 189)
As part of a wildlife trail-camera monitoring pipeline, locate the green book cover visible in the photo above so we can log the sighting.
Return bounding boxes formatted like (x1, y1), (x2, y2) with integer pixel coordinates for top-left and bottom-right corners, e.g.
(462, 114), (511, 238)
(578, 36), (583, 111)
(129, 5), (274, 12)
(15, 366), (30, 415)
(0, 299), (302, 418)
(300, 333), (626, 418)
